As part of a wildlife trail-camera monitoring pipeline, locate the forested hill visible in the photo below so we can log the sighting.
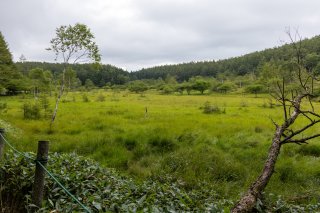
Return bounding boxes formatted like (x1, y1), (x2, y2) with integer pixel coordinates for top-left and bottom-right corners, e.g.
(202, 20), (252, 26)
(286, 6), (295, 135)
(13, 35), (320, 85)
(131, 35), (320, 81)
(15, 62), (129, 86)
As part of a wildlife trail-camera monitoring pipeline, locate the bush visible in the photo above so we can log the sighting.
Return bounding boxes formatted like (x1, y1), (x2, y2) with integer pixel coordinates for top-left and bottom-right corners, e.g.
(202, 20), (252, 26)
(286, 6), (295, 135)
(161, 85), (175, 94)
(0, 86), (7, 95)
(96, 93), (105, 102)
(201, 101), (225, 114)
(40, 95), (50, 110)
(0, 102), (7, 113)
(22, 102), (41, 119)
(82, 93), (89, 102)
(40, 95), (51, 118)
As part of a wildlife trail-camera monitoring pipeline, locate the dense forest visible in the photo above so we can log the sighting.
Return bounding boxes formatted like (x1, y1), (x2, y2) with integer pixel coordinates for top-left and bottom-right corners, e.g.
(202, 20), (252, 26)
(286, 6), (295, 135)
(6, 35), (320, 91)
(15, 62), (129, 86)
(131, 35), (320, 81)
(1, 31), (320, 98)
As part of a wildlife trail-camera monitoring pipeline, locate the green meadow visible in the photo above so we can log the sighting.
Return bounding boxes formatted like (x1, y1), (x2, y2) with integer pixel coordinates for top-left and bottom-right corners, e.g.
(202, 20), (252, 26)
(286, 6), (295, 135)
(1, 90), (320, 202)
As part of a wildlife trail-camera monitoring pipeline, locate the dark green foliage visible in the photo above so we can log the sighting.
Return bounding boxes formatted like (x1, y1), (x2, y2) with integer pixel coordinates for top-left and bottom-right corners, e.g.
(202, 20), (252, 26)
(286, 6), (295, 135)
(245, 84), (264, 96)
(161, 85), (175, 94)
(128, 80), (148, 94)
(0, 151), (230, 212)
(9, 34), (320, 95)
(192, 79), (211, 94)
(16, 62), (128, 87)
(0, 32), (13, 65)
(131, 35), (320, 82)
(215, 82), (235, 93)
(0, 152), (35, 212)
(85, 79), (95, 90)
(0, 32), (23, 94)
(1, 149), (320, 212)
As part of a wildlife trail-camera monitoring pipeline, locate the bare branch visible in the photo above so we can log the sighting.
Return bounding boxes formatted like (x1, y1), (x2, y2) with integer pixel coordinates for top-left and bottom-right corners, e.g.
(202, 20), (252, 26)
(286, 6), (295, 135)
(281, 78), (288, 121)
(300, 111), (315, 123)
(281, 120), (320, 144)
(300, 110), (320, 119)
(282, 133), (320, 145)
(269, 116), (279, 128)
(73, 49), (89, 64)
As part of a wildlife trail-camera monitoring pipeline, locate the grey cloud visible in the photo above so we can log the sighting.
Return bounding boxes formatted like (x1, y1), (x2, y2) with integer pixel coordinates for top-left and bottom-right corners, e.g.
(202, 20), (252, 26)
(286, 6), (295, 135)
(1, 0), (320, 70)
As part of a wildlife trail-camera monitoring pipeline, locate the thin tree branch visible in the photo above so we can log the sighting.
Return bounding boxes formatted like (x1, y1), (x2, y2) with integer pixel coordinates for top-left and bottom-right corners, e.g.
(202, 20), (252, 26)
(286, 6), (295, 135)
(281, 120), (320, 143)
(282, 133), (320, 145)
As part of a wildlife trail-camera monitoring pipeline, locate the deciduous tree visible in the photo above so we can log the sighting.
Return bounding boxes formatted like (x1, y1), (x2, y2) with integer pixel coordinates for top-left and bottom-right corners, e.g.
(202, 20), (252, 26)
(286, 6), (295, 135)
(47, 23), (101, 129)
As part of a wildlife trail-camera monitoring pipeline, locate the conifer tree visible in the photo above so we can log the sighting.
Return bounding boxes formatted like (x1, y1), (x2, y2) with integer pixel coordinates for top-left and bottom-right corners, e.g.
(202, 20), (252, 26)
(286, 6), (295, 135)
(0, 32), (21, 94)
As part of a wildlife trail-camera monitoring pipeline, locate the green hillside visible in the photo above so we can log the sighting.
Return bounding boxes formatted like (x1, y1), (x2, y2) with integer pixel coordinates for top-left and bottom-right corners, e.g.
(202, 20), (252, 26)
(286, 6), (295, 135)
(131, 35), (320, 81)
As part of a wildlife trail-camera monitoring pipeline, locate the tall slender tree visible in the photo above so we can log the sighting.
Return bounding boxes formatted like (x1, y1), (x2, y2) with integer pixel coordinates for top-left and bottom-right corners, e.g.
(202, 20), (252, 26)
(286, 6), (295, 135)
(47, 23), (101, 129)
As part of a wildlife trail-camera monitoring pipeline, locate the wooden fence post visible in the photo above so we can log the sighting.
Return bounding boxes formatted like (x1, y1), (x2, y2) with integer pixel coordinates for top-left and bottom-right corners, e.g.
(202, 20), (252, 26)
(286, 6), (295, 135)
(0, 128), (5, 159)
(32, 140), (49, 208)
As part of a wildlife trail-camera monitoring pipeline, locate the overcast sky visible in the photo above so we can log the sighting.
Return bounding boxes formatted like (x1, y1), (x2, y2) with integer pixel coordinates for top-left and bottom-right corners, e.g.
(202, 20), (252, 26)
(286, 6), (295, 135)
(1, 0), (320, 71)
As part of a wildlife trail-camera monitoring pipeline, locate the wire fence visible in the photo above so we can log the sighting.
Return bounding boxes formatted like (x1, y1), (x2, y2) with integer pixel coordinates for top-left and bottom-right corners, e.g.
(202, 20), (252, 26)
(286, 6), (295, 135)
(0, 132), (91, 213)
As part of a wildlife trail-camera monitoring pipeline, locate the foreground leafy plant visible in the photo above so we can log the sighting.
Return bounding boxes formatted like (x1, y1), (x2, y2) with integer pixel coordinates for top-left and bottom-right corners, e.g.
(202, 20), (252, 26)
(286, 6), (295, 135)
(1, 150), (319, 212)
(0, 151), (229, 212)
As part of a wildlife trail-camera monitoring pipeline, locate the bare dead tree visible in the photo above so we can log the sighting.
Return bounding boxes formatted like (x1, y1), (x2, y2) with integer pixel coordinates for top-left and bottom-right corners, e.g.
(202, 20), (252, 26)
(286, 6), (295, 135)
(232, 29), (320, 213)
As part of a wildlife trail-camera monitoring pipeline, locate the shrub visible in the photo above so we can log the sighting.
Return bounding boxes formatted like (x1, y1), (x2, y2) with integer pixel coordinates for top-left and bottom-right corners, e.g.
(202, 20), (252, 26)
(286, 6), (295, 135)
(40, 96), (50, 110)
(96, 93), (105, 102)
(0, 102), (7, 113)
(0, 86), (7, 95)
(201, 101), (225, 114)
(82, 93), (89, 102)
(161, 85), (175, 94)
(22, 102), (41, 119)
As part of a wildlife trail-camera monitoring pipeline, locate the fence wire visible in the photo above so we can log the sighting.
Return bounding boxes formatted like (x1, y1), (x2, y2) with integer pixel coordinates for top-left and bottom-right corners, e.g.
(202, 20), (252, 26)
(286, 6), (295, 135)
(0, 132), (91, 213)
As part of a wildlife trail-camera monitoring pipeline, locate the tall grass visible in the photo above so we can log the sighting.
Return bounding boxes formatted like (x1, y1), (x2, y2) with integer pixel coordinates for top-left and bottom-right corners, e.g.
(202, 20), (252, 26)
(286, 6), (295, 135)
(1, 90), (320, 202)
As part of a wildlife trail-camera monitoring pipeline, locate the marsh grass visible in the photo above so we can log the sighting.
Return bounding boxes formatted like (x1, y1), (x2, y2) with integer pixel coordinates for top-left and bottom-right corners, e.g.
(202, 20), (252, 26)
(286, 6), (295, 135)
(1, 91), (320, 201)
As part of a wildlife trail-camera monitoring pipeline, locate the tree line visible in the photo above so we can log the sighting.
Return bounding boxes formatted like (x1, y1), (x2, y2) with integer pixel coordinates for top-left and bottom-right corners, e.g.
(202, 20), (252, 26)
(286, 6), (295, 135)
(131, 35), (320, 82)
(2, 31), (320, 96)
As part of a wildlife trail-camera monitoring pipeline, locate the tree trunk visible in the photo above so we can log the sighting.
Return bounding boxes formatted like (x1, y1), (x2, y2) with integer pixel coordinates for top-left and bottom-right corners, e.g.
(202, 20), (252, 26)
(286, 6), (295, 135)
(49, 68), (65, 130)
(232, 95), (303, 212)
(231, 126), (283, 213)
